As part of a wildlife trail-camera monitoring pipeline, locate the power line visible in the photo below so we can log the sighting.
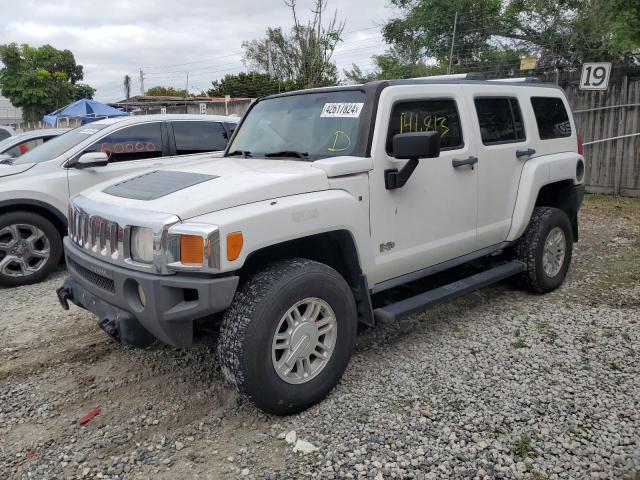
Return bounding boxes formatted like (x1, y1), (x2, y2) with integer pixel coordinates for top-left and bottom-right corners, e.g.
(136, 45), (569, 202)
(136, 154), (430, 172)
(141, 25), (382, 71)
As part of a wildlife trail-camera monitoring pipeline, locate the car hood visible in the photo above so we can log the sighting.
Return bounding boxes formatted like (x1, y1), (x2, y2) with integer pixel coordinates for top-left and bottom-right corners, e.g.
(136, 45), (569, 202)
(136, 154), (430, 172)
(0, 162), (35, 178)
(84, 157), (331, 219)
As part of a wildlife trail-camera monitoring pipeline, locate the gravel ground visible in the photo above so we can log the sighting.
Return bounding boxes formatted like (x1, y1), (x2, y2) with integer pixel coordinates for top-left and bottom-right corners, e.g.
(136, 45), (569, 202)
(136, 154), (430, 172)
(1, 194), (639, 480)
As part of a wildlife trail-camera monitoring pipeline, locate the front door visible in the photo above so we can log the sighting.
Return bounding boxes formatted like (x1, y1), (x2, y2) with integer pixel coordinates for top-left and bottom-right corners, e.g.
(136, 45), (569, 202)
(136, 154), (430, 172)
(67, 121), (175, 197)
(368, 85), (479, 285)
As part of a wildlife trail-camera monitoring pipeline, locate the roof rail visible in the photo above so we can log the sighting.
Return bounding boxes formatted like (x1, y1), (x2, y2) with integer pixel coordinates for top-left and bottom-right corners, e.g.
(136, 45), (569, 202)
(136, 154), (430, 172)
(410, 73), (486, 81)
(489, 77), (541, 83)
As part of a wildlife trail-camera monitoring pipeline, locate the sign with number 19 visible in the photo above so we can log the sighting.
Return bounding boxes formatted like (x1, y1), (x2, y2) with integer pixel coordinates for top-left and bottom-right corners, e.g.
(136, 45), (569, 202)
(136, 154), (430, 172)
(579, 62), (611, 91)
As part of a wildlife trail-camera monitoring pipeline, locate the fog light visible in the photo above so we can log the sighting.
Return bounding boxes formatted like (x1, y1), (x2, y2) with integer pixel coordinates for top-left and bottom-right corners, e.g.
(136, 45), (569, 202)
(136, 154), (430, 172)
(138, 283), (146, 307)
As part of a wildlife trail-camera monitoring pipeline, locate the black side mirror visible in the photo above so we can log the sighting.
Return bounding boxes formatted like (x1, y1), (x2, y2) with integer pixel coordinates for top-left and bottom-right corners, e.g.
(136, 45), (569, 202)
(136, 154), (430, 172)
(385, 132), (441, 190)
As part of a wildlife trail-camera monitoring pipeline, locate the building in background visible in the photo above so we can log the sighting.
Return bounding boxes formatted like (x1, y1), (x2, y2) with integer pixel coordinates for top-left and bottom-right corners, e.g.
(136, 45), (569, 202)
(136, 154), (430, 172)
(0, 95), (22, 125)
(109, 96), (253, 117)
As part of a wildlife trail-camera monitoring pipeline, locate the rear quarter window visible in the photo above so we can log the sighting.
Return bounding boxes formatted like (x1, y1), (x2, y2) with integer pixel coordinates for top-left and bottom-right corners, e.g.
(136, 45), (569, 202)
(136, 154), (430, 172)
(531, 97), (572, 139)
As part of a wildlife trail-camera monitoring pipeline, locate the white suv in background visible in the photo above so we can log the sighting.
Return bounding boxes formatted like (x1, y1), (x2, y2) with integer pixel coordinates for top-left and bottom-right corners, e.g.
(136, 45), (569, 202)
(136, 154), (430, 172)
(0, 114), (239, 286)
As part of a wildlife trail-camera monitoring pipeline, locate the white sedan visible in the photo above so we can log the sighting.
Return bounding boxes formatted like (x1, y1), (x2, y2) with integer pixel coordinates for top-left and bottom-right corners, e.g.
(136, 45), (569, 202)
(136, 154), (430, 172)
(0, 114), (239, 286)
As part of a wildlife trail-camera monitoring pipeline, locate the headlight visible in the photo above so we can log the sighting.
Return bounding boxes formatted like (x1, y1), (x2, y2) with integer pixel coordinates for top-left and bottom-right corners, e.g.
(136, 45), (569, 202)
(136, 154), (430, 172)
(130, 227), (154, 263)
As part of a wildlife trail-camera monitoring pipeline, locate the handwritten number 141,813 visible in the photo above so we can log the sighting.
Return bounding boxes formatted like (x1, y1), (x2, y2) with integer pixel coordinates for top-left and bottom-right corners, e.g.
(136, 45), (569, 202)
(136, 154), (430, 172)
(399, 112), (449, 138)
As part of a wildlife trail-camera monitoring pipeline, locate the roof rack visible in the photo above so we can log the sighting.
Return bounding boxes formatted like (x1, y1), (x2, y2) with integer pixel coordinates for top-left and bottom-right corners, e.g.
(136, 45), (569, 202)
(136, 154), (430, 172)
(489, 77), (541, 83)
(410, 73), (486, 81)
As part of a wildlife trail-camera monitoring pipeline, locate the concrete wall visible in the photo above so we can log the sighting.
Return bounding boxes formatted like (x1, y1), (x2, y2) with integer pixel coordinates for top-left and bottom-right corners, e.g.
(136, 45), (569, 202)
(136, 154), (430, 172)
(0, 96), (22, 125)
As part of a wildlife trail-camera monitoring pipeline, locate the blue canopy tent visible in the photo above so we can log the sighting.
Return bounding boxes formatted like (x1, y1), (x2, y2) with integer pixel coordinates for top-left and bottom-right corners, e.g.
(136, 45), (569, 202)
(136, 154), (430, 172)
(43, 99), (127, 126)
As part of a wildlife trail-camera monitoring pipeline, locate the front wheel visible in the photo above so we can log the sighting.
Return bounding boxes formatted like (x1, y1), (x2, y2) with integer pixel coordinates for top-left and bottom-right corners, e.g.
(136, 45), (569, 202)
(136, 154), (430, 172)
(516, 207), (573, 293)
(0, 211), (62, 287)
(217, 259), (357, 415)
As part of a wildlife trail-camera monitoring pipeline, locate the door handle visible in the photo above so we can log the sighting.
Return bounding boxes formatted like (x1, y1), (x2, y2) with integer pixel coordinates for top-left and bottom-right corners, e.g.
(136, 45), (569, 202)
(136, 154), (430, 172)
(516, 148), (536, 158)
(452, 156), (478, 168)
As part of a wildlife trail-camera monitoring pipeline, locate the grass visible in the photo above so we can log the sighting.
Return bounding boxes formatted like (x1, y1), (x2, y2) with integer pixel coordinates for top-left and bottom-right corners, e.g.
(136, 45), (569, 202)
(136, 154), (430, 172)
(512, 338), (529, 349)
(536, 321), (559, 345)
(609, 362), (623, 371)
(490, 426), (506, 437)
(583, 194), (640, 224)
(512, 435), (535, 458)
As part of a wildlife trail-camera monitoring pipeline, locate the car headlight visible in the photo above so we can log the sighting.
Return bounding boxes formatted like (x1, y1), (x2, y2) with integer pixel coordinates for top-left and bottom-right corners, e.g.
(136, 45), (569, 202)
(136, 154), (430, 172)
(130, 227), (155, 263)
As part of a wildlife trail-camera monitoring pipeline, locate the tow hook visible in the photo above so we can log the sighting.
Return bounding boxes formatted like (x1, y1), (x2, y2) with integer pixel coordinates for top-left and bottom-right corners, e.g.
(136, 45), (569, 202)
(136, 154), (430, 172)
(56, 286), (73, 310)
(99, 317), (121, 343)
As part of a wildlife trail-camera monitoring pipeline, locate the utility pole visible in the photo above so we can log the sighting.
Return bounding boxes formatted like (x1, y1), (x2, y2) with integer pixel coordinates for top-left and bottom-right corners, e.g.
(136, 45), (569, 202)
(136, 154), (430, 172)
(139, 69), (145, 96)
(267, 40), (274, 77)
(185, 71), (189, 114)
(447, 11), (458, 75)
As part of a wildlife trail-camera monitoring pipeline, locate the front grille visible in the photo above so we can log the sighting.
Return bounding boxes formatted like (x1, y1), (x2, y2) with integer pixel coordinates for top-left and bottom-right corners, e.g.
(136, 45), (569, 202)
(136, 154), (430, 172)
(68, 258), (115, 293)
(69, 206), (124, 261)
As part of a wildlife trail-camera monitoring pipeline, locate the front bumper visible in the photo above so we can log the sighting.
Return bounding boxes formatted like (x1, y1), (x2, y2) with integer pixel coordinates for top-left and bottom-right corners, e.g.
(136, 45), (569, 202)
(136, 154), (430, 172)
(58, 237), (239, 347)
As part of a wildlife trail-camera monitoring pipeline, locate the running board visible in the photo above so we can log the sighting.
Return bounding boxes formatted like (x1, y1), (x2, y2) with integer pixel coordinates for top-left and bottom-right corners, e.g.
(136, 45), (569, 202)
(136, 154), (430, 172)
(373, 261), (526, 323)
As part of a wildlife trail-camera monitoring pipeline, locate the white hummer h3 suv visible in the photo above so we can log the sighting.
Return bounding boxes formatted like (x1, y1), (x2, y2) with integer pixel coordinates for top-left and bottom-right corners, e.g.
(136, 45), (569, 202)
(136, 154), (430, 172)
(58, 75), (585, 414)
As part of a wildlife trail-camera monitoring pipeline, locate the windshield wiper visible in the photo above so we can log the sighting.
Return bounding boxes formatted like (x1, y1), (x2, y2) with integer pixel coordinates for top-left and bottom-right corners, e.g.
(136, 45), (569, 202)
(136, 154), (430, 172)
(0, 158), (14, 165)
(264, 150), (310, 159)
(227, 150), (252, 158)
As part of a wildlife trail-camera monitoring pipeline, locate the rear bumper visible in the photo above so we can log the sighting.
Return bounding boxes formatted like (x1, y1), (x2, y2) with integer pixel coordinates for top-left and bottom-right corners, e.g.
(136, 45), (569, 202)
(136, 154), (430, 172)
(59, 237), (239, 347)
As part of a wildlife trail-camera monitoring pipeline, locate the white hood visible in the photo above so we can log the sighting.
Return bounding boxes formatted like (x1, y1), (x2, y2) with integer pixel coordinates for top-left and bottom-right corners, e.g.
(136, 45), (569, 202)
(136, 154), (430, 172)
(0, 162), (35, 178)
(84, 157), (331, 219)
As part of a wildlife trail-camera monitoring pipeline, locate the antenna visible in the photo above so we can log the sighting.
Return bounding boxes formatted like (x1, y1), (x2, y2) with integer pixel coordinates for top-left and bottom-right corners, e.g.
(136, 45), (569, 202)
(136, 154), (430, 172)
(447, 12), (458, 75)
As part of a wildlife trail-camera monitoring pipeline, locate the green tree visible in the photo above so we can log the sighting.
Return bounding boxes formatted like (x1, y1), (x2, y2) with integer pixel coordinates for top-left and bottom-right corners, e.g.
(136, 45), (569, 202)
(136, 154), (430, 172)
(350, 0), (640, 81)
(145, 85), (189, 97)
(207, 72), (300, 97)
(0, 43), (94, 121)
(242, 0), (345, 88)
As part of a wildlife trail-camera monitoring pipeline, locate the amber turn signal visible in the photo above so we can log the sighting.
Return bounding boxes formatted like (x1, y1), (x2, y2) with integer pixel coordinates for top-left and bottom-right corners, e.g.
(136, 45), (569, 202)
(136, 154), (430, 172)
(227, 231), (243, 261)
(180, 235), (204, 265)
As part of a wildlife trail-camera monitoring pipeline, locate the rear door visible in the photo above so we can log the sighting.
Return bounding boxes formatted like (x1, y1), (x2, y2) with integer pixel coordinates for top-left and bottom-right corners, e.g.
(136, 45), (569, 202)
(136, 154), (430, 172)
(67, 121), (178, 197)
(466, 86), (531, 247)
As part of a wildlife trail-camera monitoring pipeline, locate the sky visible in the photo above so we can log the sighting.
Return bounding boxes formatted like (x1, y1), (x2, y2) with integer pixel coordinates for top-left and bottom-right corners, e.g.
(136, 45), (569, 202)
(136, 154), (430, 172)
(0, 0), (397, 102)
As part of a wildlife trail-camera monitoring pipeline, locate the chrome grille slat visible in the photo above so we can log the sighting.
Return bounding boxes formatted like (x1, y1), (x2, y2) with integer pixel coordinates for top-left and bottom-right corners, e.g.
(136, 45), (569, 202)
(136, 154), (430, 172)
(66, 196), (180, 274)
(69, 208), (123, 261)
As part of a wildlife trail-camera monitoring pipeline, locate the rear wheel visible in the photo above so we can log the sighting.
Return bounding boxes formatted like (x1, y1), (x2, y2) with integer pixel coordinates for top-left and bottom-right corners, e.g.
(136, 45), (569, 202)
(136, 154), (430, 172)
(516, 207), (573, 293)
(217, 258), (357, 415)
(0, 211), (62, 287)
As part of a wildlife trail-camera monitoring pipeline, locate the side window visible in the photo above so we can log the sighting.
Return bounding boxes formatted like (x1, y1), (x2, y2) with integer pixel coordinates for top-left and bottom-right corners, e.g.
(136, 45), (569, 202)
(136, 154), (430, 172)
(88, 123), (163, 163)
(5, 138), (45, 157)
(225, 122), (237, 136)
(386, 99), (463, 153)
(172, 121), (229, 155)
(531, 97), (571, 139)
(474, 97), (525, 145)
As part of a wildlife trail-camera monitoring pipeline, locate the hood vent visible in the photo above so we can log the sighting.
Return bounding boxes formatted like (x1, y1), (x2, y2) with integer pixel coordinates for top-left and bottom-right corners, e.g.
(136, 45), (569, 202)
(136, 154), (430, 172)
(103, 170), (217, 201)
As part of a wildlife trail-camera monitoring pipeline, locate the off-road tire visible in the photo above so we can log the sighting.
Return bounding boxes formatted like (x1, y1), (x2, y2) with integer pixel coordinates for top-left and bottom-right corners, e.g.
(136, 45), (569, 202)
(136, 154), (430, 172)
(0, 211), (62, 288)
(217, 258), (357, 415)
(516, 207), (573, 293)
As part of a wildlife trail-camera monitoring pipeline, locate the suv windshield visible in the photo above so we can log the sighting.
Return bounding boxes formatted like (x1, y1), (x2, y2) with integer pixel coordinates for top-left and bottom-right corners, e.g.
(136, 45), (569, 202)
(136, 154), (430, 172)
(228, 90), (367, 159)
(13, 123), (110, 165)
